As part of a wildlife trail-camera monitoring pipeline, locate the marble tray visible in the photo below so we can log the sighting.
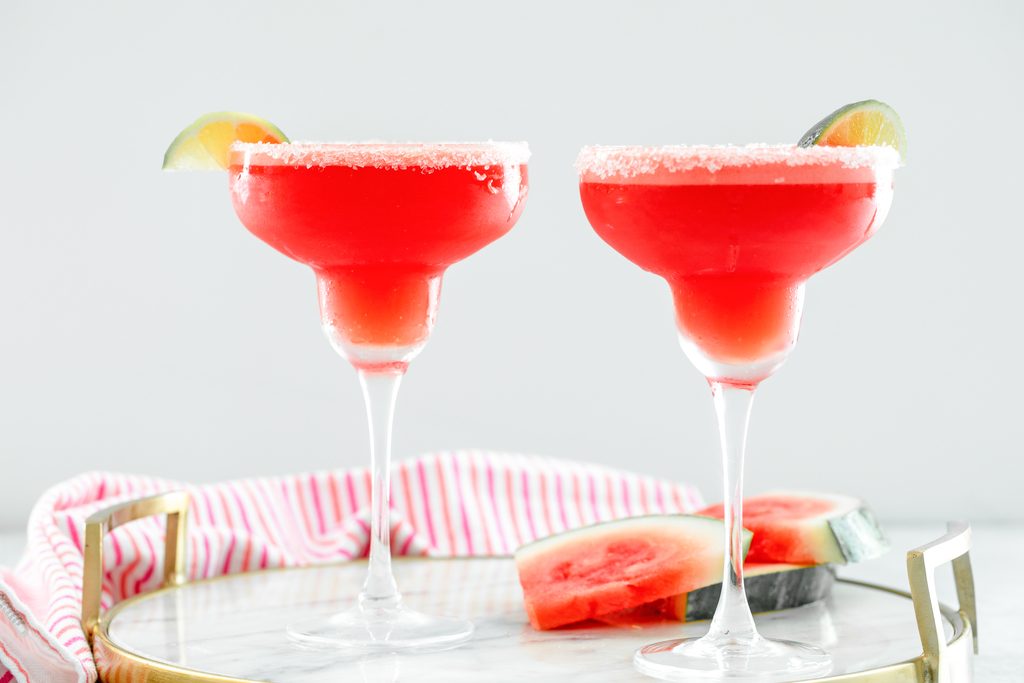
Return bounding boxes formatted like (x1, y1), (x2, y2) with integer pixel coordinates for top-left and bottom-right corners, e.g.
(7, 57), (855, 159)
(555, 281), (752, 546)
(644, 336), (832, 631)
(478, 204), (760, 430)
(91, 557), (973, 682)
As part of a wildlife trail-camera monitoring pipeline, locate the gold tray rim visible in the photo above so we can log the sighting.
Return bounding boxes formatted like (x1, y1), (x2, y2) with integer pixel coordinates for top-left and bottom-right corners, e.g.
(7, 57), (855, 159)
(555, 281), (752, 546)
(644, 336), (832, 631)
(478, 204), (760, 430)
(82, 493), (976, 683)
(93, 558), (969, 683)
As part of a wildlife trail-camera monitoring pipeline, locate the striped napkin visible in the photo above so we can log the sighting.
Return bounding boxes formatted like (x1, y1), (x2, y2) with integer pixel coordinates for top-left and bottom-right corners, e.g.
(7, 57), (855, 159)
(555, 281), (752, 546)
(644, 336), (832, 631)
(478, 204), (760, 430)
(0, 450), (702, 683)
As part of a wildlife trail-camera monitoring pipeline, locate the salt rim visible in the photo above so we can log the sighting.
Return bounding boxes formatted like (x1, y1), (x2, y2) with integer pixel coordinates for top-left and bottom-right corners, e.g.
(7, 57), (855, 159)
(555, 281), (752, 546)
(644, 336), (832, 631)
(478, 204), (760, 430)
(575, 144), (902, 179)
(230, 141), (530, 169)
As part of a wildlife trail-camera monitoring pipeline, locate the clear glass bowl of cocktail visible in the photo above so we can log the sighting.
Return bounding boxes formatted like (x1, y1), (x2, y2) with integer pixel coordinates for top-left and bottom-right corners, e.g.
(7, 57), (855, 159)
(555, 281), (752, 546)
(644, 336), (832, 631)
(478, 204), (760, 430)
(228, 142), (529, 652)
(577, 144), (898, 680)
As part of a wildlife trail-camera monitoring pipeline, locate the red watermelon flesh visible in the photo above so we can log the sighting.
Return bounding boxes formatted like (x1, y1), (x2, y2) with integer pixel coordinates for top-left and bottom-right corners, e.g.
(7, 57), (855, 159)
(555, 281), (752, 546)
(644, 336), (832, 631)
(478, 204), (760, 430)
(514, 515), (748, 630)
(699, 491), (889, 565)
(596, 562), (835, 625)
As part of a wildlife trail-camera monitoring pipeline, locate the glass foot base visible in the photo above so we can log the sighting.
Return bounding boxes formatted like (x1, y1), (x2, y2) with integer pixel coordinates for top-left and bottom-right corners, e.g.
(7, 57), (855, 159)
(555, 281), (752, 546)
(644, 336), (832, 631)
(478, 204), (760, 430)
(287, 604), (473, 654)
(635, 634), (832, 681)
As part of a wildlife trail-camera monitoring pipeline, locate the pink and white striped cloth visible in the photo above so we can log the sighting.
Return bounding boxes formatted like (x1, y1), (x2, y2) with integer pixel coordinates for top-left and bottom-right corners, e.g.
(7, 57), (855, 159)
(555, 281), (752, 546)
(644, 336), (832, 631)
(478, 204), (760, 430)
(0, 450), (702, 683)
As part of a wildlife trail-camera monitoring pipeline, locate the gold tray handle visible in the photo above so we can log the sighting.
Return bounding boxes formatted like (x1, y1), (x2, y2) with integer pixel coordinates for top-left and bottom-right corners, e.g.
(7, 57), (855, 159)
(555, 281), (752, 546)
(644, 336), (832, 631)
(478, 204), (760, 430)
(906, 521), (977, 682)
(81, 491), (190, 646)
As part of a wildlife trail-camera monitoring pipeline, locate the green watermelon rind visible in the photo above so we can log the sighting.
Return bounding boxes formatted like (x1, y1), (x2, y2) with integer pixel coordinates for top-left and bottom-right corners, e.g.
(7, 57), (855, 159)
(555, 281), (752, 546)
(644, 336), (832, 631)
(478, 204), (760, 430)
(754, 491), (890, 565)
(595, 562), (835, 626)
(828, 502), (890, 563)
(683, 564), (835, 621)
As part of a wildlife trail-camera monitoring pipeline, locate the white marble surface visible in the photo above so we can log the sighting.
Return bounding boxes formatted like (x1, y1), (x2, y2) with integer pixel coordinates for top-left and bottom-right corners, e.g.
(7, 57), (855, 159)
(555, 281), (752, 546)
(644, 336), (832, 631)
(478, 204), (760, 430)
(0, 524), (1020, 681)
(105, 559), (949, 682)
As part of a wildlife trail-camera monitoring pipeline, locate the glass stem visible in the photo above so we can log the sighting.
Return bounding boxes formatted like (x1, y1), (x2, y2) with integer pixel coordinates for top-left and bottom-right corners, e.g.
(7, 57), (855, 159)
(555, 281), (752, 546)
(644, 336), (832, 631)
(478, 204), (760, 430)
(705, 381), (759, 644)
(356, 368), (404, 613)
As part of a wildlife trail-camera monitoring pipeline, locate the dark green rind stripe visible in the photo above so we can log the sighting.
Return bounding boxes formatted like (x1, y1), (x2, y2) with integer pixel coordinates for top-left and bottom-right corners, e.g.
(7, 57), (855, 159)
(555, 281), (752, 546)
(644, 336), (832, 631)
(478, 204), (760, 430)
(684, 565), (836, 621)
(829, 505), (890, 563)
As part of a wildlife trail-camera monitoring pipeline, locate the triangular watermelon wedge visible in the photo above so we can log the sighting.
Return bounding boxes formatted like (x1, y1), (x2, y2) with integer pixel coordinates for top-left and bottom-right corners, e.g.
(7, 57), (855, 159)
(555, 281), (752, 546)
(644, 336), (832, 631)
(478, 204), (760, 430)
(514, 515), (749, 631)
(700, 491), (889, 565)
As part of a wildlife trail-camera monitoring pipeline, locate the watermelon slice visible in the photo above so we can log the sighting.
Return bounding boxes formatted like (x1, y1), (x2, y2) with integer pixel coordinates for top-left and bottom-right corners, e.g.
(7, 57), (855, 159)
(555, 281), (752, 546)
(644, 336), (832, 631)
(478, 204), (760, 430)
(598, 563), (835, 625)
(690, 563), (835, 619)
(514, 515), (749, 630)
(700, 491), (889, 564)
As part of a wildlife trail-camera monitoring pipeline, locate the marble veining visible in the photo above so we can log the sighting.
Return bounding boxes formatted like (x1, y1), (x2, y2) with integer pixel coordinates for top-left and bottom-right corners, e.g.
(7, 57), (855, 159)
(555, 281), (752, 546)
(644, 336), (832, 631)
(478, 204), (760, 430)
(105, 557), (956, 682)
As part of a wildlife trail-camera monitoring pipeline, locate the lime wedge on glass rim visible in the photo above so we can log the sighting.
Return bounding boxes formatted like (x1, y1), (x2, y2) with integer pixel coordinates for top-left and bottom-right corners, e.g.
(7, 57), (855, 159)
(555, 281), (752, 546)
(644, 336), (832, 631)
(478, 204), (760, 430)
(162, 112), (288, 170)
(798, 99), (907, 161)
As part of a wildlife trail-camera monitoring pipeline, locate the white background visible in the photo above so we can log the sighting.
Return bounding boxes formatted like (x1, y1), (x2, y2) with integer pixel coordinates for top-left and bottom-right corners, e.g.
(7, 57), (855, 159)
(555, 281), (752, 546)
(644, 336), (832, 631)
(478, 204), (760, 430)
(1, 1), (1022, 530)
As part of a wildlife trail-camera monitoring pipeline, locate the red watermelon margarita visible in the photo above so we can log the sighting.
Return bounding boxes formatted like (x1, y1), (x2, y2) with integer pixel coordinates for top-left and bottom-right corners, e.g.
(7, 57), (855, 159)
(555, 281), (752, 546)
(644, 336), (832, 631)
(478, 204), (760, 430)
(576, 99), (903, 682)
(578, 144), (896, 386)
(229, 143), (529, 371)
(226, 141), (530, 652)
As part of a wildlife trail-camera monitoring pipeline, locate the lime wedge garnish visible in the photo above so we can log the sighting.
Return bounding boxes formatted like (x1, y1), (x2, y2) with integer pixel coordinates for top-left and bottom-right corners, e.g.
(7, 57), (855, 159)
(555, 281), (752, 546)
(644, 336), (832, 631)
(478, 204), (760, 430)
(162, 112), (288, 170)
(798, 100), (906, 161)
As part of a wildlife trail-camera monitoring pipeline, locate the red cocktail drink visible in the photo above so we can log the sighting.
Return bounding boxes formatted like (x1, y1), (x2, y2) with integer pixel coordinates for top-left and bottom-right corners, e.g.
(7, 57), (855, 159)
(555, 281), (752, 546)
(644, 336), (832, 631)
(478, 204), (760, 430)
(579, 145), (895, 385)
(230, 143), (529, 370)
(578, 143), (899, 679)
(226, 142), (529, 652)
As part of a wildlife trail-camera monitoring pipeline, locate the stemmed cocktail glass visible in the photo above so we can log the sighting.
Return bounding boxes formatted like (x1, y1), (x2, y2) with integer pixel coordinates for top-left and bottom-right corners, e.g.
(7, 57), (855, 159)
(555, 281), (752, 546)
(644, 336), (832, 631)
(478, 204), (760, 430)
(228, 142), (529, 651)
(577, 144), (898, 680)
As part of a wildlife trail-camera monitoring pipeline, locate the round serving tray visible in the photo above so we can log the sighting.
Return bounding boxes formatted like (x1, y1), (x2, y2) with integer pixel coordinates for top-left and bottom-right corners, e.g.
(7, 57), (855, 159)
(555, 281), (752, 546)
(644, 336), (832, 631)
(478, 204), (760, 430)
(82, 495), (976, 682)
(93, 561), (971, 683)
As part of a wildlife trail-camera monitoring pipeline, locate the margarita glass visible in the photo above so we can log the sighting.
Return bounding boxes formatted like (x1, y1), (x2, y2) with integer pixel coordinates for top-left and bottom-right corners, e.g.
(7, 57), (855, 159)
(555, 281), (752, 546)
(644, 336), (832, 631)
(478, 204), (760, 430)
(577, 144), (898, 680)
(229, 142), (529, 651)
